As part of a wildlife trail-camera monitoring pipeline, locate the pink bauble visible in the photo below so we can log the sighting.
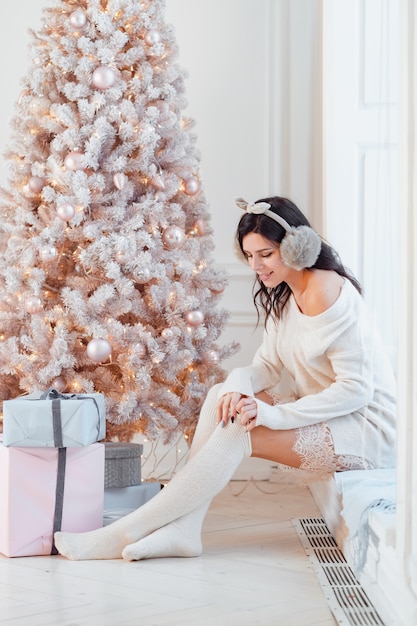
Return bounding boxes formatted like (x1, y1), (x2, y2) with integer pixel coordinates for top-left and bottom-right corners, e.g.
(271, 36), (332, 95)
(203, 350), (220, 366)
(135, 268), (151, 284)
(69, 8), (87, 30)
(92, 66), (116, 90)
(39, 245), (58, 262)
(185, 310), (205, 327)
(161, 327), (174, 340)
(52, 376), (66, 392)
(24, 296), (42, 314)
(115, 250), (129, 264)
(145, 29), (161, 45)
(64, 151), (85, 171)
(28, 176), (45, 193)
(183, 176), (200, 196)
(113, 172), (126, 190)
(29, 97), (50, 116)
(162, 225), (186, 249)
(86, 338), (112, 362)
(211, 284), (225, 295)
(56, 203), (75, 221)
(134, 342), (147, 357)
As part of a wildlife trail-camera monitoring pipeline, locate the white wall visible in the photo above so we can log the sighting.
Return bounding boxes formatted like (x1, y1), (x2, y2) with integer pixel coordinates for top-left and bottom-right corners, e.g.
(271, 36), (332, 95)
(0, 1), (321, 480)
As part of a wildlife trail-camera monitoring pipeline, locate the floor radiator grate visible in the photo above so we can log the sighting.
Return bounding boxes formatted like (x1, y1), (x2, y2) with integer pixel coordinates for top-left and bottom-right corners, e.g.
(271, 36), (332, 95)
(293, 517), (385, 626)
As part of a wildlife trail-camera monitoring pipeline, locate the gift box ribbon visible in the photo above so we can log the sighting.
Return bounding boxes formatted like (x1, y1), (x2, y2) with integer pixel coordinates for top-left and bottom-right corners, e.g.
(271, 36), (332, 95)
(51, 447), (66, 555)
(40, 388), (102, 444)
(40, 390), (69, 555)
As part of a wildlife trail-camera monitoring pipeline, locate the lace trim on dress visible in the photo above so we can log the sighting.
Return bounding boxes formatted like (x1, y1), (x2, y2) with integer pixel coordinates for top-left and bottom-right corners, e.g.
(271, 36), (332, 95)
(294, 422), (373, 472)
(264, 391), (374, 481)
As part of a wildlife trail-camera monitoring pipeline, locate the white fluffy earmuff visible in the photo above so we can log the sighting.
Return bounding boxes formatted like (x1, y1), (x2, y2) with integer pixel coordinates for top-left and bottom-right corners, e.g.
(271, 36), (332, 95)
(235, 197), (321, 270)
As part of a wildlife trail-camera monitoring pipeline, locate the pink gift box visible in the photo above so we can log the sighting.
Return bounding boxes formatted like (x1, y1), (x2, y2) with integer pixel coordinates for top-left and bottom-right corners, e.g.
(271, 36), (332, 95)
(0, 442), (104, 557)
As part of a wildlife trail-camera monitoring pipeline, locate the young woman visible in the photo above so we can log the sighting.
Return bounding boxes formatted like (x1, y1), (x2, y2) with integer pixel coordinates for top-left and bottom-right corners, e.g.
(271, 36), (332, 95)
(55, 196), (397, 561)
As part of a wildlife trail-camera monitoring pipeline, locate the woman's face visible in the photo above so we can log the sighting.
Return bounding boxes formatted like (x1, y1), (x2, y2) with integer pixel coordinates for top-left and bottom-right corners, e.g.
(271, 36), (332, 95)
(241, 232), (289, 288)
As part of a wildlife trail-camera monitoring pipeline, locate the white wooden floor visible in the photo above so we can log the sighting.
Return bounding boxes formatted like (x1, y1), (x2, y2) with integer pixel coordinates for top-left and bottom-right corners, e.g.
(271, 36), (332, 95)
(0, 480), (336, 626)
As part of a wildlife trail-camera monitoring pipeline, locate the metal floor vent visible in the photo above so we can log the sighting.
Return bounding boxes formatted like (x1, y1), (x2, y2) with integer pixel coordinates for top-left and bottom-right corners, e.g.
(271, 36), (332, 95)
(293, 517), (385, 626)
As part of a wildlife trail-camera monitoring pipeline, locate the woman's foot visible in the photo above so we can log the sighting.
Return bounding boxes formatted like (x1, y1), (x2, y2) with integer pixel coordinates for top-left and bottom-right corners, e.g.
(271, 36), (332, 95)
(122, 518), (203, 561)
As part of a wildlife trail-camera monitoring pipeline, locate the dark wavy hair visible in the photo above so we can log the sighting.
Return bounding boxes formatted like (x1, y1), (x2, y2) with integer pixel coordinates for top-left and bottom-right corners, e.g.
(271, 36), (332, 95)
(236, 196), (362, 325)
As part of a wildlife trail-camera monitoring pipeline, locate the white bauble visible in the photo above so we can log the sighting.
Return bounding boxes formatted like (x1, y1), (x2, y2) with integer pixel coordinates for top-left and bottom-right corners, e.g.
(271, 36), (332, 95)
(92, 66), (116, 90)
(69, 8), (87, 30)
(145, 30), (161, 45)
(86, 338), (112, 362)
(39, 245), (58, 262)
(56, 203), (75, 221)
(24, 296), (43, 314)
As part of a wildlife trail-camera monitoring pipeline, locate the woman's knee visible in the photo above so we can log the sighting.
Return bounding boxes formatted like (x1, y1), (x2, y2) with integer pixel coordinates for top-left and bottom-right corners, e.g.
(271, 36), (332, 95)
(203, 382), (223, 406)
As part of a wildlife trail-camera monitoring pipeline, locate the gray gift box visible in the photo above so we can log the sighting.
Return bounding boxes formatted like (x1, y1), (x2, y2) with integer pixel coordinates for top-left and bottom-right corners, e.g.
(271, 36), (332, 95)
(104, 442), (143, 488)
(2, 389), (106, 448)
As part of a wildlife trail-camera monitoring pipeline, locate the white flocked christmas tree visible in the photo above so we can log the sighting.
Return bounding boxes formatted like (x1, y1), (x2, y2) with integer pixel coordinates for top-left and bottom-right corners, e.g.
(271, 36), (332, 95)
(0, 0), (237, 444)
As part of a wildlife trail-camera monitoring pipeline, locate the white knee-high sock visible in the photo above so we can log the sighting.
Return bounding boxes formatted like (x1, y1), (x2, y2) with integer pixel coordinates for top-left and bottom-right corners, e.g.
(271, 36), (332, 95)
(55, 392), (251, 560)
(122, 384), (222, 561)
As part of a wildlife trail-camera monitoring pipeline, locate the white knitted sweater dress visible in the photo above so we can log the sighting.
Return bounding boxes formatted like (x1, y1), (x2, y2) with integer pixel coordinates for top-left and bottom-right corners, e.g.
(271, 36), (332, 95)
(219, 279), (397, 468)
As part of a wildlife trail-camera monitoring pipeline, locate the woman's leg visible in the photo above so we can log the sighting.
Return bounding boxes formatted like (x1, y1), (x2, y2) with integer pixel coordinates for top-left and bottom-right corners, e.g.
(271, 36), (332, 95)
(122, 384), (221, 561)
(55, 385), (251, 561)
(250, 421), (373, 471)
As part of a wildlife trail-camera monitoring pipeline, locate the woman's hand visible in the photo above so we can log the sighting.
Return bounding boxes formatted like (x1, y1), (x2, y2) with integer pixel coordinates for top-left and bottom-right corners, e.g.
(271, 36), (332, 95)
(217, 392), (243, 426)
(236, 396), (258, 432)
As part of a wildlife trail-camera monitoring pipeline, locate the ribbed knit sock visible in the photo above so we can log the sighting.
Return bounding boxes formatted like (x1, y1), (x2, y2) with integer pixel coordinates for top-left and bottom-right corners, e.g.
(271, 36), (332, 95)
(121, 505), (208, 560)
(122, 384), (220, 561)
(55, 387), (251, 561)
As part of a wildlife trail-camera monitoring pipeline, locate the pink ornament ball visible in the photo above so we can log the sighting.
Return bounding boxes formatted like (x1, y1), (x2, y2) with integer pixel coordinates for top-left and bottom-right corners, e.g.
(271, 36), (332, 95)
(135, 268), (151, 284)
(183, 176), (200, 196)
(145, 30), (161, 46)
(24, 296), (43, 314)
(162, 225), (186, 249)
(64, 151), (85, 171)
(28, 176), (45, 193)
(161, 327), (174, 340)
(134, 342), (147, 357)
(39, 245), (58, 262)
(56, 203), (75, 221)
(52, 376), (66, 392)
(29, 97), (50, 116)
(113, 172), (126, 190)
(203, 350), (220, 366)
(115, 250), (129, 264)
(69, 8), (87, 30)
(92, 66), (116, 90)
(185, 310), (205, 327)
(86, 338), (112, 362)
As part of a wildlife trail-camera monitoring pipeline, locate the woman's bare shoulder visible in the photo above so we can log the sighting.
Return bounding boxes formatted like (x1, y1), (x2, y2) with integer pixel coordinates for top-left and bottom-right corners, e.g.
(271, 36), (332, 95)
(303, 270), (344, 316)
